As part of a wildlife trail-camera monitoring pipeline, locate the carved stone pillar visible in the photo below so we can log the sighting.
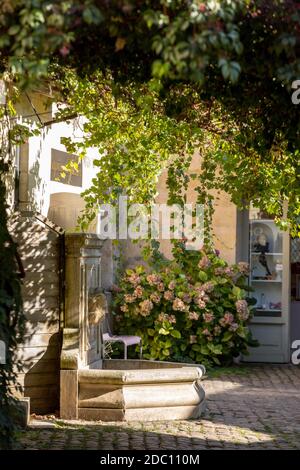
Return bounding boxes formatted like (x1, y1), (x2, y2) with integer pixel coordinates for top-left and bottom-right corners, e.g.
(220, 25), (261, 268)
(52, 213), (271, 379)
(61, 234), (104, 371)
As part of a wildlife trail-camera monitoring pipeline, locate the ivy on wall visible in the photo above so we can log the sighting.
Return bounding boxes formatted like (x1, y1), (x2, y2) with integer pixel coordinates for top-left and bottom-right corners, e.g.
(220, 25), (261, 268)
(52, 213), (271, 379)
(0, 85), (39, 445)
(0, 102), (25, 447)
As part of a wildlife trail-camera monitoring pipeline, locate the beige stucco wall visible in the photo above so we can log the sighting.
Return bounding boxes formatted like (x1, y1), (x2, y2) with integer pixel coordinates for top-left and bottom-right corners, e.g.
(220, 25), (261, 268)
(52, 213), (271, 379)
(123, 151), (238, 267)
(211, 191), (237, 265)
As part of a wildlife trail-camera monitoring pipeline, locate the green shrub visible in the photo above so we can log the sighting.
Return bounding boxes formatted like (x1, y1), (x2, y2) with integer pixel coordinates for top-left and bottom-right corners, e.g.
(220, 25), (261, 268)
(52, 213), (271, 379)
(113, 244), (258, 367)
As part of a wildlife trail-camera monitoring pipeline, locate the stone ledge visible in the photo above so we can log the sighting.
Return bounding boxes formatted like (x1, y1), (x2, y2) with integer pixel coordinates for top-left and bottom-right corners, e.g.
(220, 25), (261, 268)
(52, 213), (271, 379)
(79, 382), (204, 409)
(78, 403), (205, 422)
(78, 366), (204, 385)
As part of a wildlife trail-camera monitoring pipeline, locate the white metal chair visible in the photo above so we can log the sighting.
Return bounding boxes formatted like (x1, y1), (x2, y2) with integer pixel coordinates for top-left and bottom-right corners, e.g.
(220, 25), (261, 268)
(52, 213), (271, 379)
(101, 315), (142, 360)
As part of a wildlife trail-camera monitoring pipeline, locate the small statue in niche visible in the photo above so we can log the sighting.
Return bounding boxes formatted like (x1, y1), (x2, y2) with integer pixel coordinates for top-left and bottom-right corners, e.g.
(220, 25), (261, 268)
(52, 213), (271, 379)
(253, 232), (272, 278)
(259, 252), (272, 277)
(88, 292), (108, 325)
(253, 232), (270, 254)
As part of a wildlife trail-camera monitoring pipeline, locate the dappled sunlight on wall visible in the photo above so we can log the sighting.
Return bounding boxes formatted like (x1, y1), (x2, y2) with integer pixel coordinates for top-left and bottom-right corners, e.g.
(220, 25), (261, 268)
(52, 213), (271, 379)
(9, 213), (62, 414)
(48, 192), (85, 231)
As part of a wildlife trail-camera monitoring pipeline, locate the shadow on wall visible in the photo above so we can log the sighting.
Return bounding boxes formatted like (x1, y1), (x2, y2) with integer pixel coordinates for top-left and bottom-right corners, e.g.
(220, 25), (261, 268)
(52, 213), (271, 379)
(23, 333), (61, 415)
(9, 212), (63, 414)
(27, 155), (43, 213)
(19, 125), (52, 214)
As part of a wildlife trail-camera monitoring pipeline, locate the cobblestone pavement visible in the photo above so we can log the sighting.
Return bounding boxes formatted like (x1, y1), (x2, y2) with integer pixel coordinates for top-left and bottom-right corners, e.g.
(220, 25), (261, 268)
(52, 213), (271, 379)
(14, 365), (300, 450)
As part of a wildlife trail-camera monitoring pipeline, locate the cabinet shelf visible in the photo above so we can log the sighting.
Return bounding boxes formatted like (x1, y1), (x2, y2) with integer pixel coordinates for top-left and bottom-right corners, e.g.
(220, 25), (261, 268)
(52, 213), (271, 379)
(250, 219), (277, 223)
(251, 252), (282, 256)
(251, 279), (282, 283)
(255, 309), (281, 312)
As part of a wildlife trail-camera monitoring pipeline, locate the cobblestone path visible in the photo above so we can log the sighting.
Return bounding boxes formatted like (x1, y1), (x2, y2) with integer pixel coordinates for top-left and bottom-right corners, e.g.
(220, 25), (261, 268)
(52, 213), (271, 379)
(13, 365), (300, 450)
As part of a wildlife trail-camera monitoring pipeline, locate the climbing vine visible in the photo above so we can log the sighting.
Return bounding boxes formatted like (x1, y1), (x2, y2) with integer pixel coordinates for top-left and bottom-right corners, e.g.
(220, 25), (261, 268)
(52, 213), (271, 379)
(0, 78), (40, 445)
(54, 69), (203, 229)
(54, 68), (300, 236)
(0, 95), (27, 447)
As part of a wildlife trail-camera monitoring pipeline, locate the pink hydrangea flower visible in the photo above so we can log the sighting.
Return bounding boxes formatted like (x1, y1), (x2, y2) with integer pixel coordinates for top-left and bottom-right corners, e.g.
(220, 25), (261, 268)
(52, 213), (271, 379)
(229, 322), (239, 332)
(172, 298), (186, 311)
(224, 312), (234, 323)
(203, 312), (214, 323)
(237, 262), (250, 275)
(188, 311), (199, 321)
(224, 267), (235, 278)
(150, 293), (161, 304)
(202, 281), (215, 293)
(139, 299), (153, 316)
(194, 288), (205, 296)
(236, 300), (249, 321)
(157, 282), (165, 292)
(127, 273), (141, 286)
(219, 312), (234, 326)
(182, 293), (192, 303)
(168, 281), (176, 290)
(120, 305), (128, 312)
(195, 296), (206, 309)
(134, 285), (144, 298)
(124, 293), (136, 303)
(168, 315), (177, 324)
(236, 299), (248, 316)
(158, 313), (168, 322)
(158, 313), (176, 324)
(164, 290), (174, 301)
(146, 274), (161, 286)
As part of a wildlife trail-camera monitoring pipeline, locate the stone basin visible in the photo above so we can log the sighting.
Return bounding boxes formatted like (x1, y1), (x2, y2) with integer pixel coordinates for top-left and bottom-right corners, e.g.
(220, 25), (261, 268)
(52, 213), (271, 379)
(60, 236), (206, 422)
(61, 360), (206, 422)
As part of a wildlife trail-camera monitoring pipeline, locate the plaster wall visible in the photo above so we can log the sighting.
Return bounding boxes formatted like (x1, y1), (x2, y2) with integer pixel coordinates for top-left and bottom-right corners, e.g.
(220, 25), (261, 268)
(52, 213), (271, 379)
(123, 150), (238, 266)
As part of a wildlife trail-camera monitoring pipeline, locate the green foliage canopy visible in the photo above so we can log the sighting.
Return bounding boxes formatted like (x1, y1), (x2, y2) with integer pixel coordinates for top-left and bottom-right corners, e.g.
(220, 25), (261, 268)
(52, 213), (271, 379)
(1, 0), (299, 230)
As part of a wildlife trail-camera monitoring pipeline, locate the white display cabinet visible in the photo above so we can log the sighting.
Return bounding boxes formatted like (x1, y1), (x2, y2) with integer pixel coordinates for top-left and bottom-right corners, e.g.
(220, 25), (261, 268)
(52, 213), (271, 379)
(250, 219), (283, 318)
(245, 217), (290, 363)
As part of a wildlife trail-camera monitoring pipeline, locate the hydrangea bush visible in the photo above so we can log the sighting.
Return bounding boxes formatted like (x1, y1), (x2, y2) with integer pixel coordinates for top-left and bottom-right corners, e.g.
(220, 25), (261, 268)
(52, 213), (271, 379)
(113, 244), (257, 367)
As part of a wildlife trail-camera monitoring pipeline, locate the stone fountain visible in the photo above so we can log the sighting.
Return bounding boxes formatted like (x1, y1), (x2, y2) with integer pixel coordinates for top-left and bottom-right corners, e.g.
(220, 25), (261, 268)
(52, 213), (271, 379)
(60, 233), (205, 421)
